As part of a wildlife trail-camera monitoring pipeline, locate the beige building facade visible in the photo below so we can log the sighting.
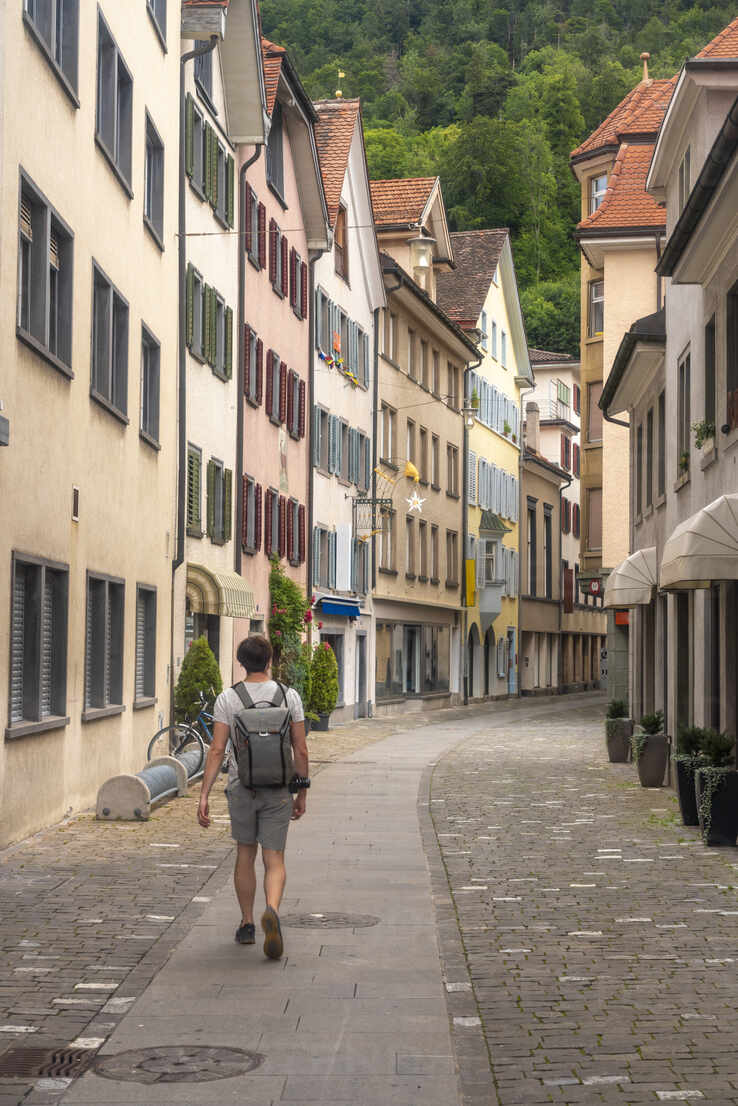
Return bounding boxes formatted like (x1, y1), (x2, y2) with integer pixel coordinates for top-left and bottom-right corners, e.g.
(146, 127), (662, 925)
(0, 0), (181, 844)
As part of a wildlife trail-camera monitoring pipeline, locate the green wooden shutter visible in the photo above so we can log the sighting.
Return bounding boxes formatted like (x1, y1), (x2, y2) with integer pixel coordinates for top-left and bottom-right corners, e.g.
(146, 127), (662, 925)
(210, 130), (219, 210)
(186, 264), (194, 349)
(312, 406), (321, 467)
(185, 94), (194, 178)
(224, 306), (233, 378)
(187, 449), (201, 529)
(202, 286), (211, 364)
(223, 468), (233, 542)
(226, 155), (235, 227)
(210, 290), (217, 365)
(206, 460), (216, 538)
(204, 125), (213, 204)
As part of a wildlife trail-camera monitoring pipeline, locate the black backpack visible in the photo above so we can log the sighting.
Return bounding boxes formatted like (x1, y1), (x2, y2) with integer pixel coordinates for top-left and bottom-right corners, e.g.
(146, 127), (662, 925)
(230, 682), (294, 789)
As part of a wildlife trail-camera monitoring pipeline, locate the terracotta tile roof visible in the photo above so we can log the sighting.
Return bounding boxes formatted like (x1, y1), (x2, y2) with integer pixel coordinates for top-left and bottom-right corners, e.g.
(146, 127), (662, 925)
(262, 37), (285, 117)
(313, 99), (361, 227)
(528, 348), (576, 365)
(697, 15), (738, 57)
(570, 78), (675, 161)
(370, 177), (436, 227)
(435, 229), (508, 325)
(577, 142), (665, 232)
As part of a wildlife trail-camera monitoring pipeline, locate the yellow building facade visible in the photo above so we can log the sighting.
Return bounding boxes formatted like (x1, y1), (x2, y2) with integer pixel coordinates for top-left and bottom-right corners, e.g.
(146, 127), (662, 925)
(438, 231), (533, 699)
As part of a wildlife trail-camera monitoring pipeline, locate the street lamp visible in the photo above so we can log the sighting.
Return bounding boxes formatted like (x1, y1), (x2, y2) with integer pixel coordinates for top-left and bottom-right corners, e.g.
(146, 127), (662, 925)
(409, 234), (435, 292)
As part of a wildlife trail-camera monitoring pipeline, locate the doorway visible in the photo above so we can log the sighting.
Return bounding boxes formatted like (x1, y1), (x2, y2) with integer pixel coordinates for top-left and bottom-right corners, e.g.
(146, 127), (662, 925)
(507, 627), (517, 695)
(355, 633), (367, 718)
(404, 626), (420, 694)
(484, 629), (495, 697)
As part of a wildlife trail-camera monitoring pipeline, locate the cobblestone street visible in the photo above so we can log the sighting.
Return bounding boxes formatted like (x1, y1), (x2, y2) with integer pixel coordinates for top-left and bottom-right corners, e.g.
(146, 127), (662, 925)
(431, 697), (738, 1104)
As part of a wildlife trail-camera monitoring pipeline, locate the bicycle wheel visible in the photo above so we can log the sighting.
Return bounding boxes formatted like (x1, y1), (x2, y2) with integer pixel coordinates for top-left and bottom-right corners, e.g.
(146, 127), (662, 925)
(172, 728), (206, 773)
(147, 724), (198, 763)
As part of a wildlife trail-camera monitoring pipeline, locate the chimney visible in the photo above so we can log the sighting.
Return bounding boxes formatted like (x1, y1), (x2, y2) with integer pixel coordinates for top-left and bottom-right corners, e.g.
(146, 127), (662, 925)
(525, 401), (540, 453)
(640, 52), (651, 82)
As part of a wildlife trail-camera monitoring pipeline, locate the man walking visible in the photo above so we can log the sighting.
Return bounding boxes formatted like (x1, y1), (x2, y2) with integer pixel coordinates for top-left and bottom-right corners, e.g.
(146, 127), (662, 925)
(197, 635), (309, 959)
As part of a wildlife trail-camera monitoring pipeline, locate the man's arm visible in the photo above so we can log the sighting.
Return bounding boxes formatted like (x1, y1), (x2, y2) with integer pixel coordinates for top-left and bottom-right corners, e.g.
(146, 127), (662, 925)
(197, 721), (229, 828)
(290, 719), (309, 820)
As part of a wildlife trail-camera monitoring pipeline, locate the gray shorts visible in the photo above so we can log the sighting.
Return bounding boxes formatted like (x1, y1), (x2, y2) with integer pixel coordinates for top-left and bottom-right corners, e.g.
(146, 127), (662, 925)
(225, 781), (292, 851)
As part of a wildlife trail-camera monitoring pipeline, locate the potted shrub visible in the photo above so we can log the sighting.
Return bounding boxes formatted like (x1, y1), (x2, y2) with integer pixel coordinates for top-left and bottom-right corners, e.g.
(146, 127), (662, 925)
(673, 726), (706, 826)
(679, 450), (690, 475)
(503, 420), (511, 436)
(695, 729), (738, 846)
(692, 419), (715, 455)
(174, 635), (222, 722)
(470, 387), (480, 412)
(605, 699), (632, 763)
(309, 642), (339, 730)
(631, 710), (668, 787)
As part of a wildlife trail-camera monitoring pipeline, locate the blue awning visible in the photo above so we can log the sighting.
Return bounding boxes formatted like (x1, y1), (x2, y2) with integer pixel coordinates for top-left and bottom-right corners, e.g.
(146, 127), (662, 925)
(320, 598), (362, 618)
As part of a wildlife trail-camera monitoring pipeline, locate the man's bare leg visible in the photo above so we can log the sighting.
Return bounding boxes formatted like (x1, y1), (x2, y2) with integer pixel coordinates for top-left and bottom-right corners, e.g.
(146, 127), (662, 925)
(262, 848), (286, 911)
(234, 843), (258, 924)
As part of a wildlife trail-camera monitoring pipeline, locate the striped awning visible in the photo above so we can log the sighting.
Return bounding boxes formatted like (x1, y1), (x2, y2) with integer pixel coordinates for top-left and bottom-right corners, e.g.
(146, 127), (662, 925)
(186, 563), (256, 619)
(661, 494), (738, 590)
(603, 548), (657, 608)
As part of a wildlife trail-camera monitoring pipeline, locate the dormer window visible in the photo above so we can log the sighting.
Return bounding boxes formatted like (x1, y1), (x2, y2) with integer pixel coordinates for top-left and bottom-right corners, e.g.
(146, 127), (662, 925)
(266, 102), (285, 201)
(335, 204), (348, 280)
(678, 146), (691, 214)
(589, 173), (608, 214)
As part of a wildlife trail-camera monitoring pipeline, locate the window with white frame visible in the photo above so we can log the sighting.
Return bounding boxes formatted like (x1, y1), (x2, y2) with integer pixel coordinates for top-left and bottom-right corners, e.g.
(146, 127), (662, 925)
(491, 320), (497, 359)
(480, 309), (488, 349)
(380, 403), (395, 462)
(589, 172), (608, 213)
(588, 279), (604, 337)
(378, 511), (394, 571)
(501, 330), (507, 368)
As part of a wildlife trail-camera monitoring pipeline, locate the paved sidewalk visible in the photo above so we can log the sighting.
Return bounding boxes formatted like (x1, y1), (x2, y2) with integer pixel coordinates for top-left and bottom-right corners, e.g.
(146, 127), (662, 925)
(432, 698), (738, 1104)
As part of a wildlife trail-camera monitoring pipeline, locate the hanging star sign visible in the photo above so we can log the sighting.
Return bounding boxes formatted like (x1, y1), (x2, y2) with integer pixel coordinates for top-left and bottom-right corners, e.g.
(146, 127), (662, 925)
(406, 490), (426, 514)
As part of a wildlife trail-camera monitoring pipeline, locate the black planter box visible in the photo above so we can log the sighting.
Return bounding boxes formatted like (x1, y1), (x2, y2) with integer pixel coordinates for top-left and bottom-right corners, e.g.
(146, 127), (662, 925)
(695, 769), (738, 846)
(674, 759), (700, 826)
(635, 733), (668, 788)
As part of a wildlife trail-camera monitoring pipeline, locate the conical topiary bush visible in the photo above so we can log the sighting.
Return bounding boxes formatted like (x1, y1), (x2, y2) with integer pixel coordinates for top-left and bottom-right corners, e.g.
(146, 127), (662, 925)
(309, 642), (339, 728)
(174, 635), (223, 722)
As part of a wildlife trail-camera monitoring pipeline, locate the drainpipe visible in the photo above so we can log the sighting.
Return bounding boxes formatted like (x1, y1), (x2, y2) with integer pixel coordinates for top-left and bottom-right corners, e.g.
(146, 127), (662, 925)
(517, 381), (535, 697)
(372, 275), (401, 591)
(603, 409), (630, 430)
(307, 254), (319, 603)
(461, 353), (482, 706)
(558, 468), (573, 694)
(235, 146), (263, 576)
(171, 34), (218, 724)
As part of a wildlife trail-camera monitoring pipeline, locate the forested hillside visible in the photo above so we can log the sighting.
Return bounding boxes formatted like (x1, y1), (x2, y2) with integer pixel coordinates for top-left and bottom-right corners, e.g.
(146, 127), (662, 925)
(261, 0), (733, 355)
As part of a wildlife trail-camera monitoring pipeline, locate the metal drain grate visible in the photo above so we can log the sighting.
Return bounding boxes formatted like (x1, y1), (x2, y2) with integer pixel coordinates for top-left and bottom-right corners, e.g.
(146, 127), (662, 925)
(94, 1045), (264, 1084)
(281, 911), (380, 929)
(0, 1046), (94, 1080)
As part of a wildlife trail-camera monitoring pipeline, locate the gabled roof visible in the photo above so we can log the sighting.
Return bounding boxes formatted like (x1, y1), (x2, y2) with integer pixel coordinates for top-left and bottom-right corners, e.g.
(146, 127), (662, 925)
(370, 177), (437, 227)
(570, 78), (675, 162)
(577, 142), (666, 234)
(528, 349), (576, 365)
(435, 230), (508, 326)
(697, 15), (738, 58)
(313, 99), (361, 227)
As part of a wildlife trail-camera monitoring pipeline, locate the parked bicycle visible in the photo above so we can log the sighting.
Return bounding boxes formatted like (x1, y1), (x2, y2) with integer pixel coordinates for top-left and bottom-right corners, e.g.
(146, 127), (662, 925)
(146, 690), (216, 766)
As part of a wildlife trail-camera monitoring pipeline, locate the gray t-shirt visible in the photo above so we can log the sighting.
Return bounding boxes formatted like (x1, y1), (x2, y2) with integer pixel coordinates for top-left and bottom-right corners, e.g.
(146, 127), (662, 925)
(214, 680), (304, 785)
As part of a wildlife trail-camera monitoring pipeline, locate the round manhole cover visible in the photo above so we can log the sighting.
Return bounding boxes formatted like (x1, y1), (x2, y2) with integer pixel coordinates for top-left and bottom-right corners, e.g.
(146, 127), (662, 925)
(94, 1046), (264, 1084)
(280, 912), (380, 929)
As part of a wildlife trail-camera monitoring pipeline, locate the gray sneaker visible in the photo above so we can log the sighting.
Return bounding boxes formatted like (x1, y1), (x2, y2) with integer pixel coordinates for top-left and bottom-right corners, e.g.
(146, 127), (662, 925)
(260, 906), (283, 959)
(235, 922), (255, 945)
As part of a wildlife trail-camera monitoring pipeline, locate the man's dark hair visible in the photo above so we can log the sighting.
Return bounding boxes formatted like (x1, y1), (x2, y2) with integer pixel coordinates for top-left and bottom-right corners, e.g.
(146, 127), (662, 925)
(237, 635), (273, 674)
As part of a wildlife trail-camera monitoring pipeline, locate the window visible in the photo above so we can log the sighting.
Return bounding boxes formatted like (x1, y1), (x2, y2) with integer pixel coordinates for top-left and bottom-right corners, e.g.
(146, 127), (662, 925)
(23, 0), (79, 96)
(358, 432), (370, 491)
(645, 408), (653, 509)
(573, 383), (581, 415)
(340, 421), (350, 481)
(9, 553), (68, 732)
(266, 350), (283, 422)
(431, 434), (440, 487)
(636, 423), (643, 517)
(378, 511), (395, 571)
(419, 340), (429, 389)
(244, 325), (262, 406)
(194, 48), (213, 104)
(287, 370), (303, 438)
(134, 585), (156, 704)
(290, 249), (306, 319)
(406, 517), (415, 576)
(140, 325), (160, 446)
(560, 434), (571, 471)
(678, 348), (691, 471)
(658, 390), (666, 497)
(572, 503), (580, 539)
(544, 507), (552, 598)
(480, 309), (488, 350)
(287, 498), (302, 565)
(466, 449), (477, 504)
(501, 331), (507, 368)
(678, 146), (691, 214)
(527, 504), (537, 596)
(445, 530), (458, 586)
(447, 362), (459, 409)
(587, 381), (603, 443)
(419, 427), (428, 484)
(147, 0), (166, 44)
(406, 419), (416, 465)
(704, 315), (716, 432)
(269, 220), (287, 296)
(384, 311), (398, 361)
(266, 102), (284, 199)
(84, 573), (124, 712)
(335, 204), (348, 279)
(206, 459), (232, 544)
(408, 329), (416, 379)
(419, 520), (428, 579)
(430, 524), (439, 581)
(187, 444), (202, 534)
(727, 283), (738, 430)
(92, 262), (129, 418)
(96, 11), (133, 190)
(244, 186), (260, 266)
(144, 113), (164, 246)
(446, 444), (459, 496)
(432, 349), (440, 394)
(588, 280), (604, 337)
(186, 97), (204, 195)
(242, 476), (261, 552)
(572, 443), (580, 478)
(589, 173), (608, 213)
(587, 487), (602, 551)
(491, 321), (497, 359)
(380, 403), (395, 462)
(17, 173), (73, 371)
(214, 292), (226, 378)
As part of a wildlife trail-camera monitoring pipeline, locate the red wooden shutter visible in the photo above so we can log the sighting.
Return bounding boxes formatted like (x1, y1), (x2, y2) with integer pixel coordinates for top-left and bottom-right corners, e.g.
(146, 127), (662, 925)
(298, 504), (306, 562)
(574, 384), (580, 414)
(269, 220), (277, 284)
(289, 248), (297, 309)
(298, 379), (306, 438)
(244, 188), (252, 255)
(256, 339), (264, 405)
(243, 325), (251, 397)
(562, 497), (567, 533)
(265, 350), (274, 415)
(255, 484), (263, 550)
(278, 495), (286, 557)
(287, 499), (294, 560)
(574, 444), (580, 477)
(241, 477), (249, 548)
(264, 489), (273, 555)
(279, 361), (287, 423)
(560, 434), (565, 467)
(301, 262), (308, 320)
(281, 237), (289, 297)
(287, 370), (295, 432)
(258, 203), (266, 268)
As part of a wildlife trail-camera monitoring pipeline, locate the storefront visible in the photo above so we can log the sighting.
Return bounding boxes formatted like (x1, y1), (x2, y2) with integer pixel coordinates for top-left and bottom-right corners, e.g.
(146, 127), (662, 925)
(373, 600), (460, 713)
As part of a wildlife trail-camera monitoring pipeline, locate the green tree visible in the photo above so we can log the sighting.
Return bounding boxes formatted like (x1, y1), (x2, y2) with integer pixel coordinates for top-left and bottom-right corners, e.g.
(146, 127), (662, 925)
(520, 275), (581, 358)
(268, 556), (309, 686)
(174, 636), (223, 723)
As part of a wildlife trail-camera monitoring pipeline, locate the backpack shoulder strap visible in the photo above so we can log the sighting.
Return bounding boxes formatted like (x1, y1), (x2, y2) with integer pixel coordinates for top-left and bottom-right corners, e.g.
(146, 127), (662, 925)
(232, 682), (254, 710)
(272, 681), (289, 708)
